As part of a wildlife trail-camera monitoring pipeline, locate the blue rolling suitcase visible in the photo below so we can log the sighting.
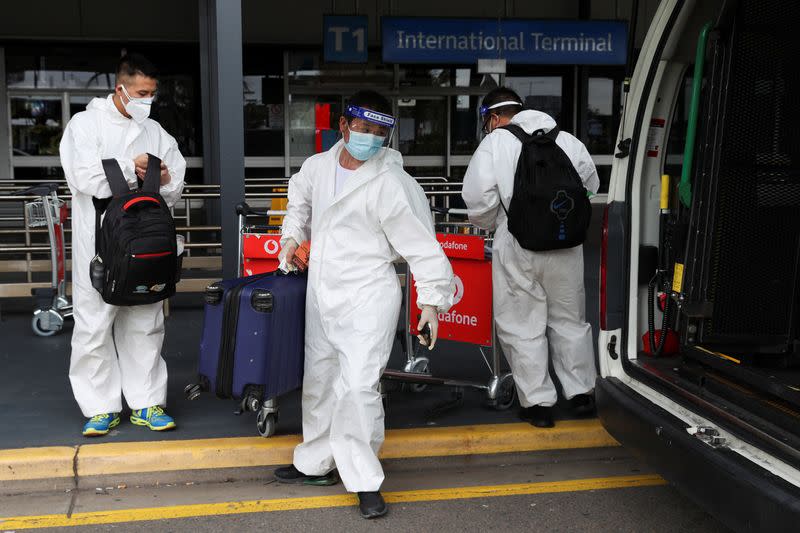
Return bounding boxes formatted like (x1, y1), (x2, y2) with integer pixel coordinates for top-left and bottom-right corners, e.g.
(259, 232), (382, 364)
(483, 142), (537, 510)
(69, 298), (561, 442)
(185, 271), (307, 437)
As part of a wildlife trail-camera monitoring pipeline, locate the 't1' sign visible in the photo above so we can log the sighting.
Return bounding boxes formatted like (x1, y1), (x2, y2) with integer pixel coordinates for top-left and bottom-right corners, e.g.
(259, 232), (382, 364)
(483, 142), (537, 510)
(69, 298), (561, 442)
(323, 15), (368, 63)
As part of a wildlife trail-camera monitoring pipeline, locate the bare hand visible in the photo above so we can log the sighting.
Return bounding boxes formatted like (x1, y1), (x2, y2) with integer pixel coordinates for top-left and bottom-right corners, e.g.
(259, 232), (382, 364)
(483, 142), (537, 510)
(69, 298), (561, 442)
(134, 158), (169, 185)
(133, 154), (149, 172)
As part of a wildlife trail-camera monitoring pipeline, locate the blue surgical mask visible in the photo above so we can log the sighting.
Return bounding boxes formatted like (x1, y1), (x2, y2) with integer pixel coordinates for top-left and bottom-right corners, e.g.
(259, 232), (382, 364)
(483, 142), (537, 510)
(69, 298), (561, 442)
(344, 127), (385, 161)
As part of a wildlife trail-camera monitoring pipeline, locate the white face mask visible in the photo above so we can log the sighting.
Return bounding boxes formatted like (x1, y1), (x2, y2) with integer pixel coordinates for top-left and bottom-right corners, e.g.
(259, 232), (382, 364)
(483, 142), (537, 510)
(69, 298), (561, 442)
(120, 85), (153, 123)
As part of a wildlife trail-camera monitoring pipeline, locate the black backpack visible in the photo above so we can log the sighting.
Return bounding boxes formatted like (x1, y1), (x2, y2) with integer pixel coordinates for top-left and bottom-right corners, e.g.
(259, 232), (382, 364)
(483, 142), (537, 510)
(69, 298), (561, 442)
(500, 125), (592, 251)
(90, 155), (179, 306)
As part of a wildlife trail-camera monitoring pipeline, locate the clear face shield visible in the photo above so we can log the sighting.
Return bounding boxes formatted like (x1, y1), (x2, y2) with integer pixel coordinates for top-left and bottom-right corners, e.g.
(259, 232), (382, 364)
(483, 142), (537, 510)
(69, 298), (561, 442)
(345, 104), (397, 146)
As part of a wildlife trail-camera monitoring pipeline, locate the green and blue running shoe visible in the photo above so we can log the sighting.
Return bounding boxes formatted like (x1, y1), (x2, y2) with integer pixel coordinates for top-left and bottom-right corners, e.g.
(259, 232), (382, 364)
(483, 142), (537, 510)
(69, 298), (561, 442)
(131, 406), (176, 432)
(82, 413), (120, 437)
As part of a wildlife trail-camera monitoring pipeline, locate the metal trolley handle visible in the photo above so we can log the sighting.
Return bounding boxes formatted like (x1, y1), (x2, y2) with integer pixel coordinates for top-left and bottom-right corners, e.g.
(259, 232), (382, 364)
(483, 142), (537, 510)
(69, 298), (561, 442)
(12, 183), (61, 198)
(236, 201), (270, 218)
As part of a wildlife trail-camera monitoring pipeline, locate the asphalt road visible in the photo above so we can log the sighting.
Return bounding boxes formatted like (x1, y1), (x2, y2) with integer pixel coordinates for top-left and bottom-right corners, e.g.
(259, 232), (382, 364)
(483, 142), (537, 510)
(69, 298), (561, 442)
(61, 488), (721, 533)
(1, 448), (729, 533)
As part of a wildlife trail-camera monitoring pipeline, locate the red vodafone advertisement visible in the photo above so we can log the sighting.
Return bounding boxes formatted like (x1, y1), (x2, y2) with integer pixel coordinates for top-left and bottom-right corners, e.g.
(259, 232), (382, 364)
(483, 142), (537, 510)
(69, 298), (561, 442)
(410, 234), (493, 346)
(241, 233), (282, 276)
(436, 233), (485, 260)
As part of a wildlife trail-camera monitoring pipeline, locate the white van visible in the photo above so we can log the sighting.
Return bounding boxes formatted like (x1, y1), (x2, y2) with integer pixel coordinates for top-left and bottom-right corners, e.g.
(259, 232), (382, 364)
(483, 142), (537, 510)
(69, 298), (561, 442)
(596, 0), (800, 530)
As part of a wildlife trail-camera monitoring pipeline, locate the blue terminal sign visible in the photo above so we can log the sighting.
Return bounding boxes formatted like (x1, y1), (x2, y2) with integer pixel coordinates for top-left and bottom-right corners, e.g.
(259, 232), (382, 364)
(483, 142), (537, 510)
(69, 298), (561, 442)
(382, 17), (627, 65)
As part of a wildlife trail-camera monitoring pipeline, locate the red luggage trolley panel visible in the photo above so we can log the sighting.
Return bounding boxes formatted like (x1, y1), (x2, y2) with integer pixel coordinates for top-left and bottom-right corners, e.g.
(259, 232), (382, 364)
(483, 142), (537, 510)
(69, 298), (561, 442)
(241, 233), (282, 276)
(409, 233), (492, 346)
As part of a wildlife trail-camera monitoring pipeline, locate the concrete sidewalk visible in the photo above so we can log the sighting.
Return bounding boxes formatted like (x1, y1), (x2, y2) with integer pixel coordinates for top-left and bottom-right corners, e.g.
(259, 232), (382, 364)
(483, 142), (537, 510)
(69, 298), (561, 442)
(4, 448), (717, 533)
(0, 420), (618, 495)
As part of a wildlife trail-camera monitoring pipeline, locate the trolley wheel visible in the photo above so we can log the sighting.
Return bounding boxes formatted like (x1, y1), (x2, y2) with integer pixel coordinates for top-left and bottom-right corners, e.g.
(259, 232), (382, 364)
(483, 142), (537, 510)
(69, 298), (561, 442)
(257, 410), (276, 438)
(31, 312), (58, 337)
(184, 384), (202, 401)
(490, 373), (517, 411)
(404, 357), (431, 393)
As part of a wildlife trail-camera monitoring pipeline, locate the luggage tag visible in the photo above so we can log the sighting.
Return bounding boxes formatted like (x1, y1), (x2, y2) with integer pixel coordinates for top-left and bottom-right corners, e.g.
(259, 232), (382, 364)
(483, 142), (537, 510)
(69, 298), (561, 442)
(291, 240), (311, 271)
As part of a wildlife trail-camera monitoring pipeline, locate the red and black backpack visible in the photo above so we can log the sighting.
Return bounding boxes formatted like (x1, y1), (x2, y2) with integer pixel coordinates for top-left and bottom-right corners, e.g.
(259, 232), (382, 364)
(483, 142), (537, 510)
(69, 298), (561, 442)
(91, 154), (179, 305)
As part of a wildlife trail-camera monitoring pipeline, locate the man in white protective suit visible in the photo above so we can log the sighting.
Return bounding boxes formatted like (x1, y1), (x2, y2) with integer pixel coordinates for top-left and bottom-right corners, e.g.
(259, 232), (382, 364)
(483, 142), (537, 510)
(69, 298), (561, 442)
(60, 53), (185, 437)
(273, 90), (454, 519)
(462, 87), (599, 429)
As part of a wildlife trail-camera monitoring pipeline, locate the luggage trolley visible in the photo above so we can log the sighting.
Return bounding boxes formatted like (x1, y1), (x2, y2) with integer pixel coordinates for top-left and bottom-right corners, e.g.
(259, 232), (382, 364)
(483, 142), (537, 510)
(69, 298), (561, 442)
(382, 208), (516, 412)
(13, 183), (72, 336)
(236, 202), (285, 278)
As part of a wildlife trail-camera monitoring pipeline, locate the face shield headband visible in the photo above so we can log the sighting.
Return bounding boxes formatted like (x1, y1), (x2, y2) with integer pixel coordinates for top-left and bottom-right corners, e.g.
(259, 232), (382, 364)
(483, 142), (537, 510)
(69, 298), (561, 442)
(346, 104), (397, 146)
(480, 100), (523, 134)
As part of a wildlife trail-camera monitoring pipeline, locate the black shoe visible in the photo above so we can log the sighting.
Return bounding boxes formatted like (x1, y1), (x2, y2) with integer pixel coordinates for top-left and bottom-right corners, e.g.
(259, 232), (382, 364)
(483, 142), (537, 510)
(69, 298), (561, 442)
(273, 465), (339, 486)
(358, 491), (388, 519)
(518, 407), (533, 421)
(568, 393), (596, 416)
(527, 405), (555, 428)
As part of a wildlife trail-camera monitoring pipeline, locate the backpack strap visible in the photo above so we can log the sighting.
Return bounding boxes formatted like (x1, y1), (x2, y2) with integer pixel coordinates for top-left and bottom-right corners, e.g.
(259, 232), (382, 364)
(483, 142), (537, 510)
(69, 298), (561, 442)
(95, 159), (131, 257)
(91, 197), (111, 256)
(500, 124), (561, 144)
(101, 159), (134, 197)
(141, 153), (163, 193)
(499, 124), (530, 143)
(497, 125), (529, 217)
(541, 125), (560, 143)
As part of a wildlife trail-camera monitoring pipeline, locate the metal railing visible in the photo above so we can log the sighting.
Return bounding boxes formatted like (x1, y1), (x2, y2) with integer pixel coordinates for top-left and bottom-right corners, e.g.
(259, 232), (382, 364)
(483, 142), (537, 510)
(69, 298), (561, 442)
(0, 176), (608, 297)
(0, 178), (465, 296)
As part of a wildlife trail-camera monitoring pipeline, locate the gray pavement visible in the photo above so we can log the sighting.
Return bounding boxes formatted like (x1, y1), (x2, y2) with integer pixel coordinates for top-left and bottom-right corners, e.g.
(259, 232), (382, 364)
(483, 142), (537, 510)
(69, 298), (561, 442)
(66, 488), (721, 533)
(0, 448), (727, 533)
(0, 308), (536, 449)
(0, 207), (601, 449)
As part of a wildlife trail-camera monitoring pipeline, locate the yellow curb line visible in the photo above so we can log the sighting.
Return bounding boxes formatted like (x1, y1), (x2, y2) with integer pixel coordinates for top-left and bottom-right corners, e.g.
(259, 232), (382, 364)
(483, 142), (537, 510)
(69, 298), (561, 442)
(0, 474), (662, 530)
(0, 446), (77, 482)
(1, 420), (618, 482)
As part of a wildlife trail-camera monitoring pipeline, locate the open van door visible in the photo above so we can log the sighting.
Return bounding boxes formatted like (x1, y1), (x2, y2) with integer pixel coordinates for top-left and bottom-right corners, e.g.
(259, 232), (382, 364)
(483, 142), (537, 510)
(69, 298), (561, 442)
(596, 0), (800, 530)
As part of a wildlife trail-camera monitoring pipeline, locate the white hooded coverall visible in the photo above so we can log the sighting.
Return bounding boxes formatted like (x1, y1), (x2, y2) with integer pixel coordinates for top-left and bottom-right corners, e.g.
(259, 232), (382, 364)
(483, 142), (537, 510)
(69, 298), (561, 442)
(60, 95), (186, 417)
(462, 110), (599, 408)
(281, 140), (454, 492)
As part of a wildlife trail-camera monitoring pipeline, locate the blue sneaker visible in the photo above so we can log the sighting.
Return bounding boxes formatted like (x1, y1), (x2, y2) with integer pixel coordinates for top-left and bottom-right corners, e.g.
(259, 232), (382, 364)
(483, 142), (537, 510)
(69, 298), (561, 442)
(82, 413), (120, 437)
(130, 406), (176, 431)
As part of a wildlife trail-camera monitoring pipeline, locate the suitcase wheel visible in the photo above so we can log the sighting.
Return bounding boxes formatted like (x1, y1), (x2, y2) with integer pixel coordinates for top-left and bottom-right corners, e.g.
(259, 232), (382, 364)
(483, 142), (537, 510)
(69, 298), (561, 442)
(257, 410), (276, 438)
(246, 395), (261, 412)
